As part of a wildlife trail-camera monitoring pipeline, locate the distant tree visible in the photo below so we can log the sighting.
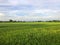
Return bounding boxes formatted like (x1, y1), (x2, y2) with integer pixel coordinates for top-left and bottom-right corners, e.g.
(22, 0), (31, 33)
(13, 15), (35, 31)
(47, 20), (60, 22)
(9, 19), (13, 22)
(37, 21), (42, 22)
(14, 20), (16, 22)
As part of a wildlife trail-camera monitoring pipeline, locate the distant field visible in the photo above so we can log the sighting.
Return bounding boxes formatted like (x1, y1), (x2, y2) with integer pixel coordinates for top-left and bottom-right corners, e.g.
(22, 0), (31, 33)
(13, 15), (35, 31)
(0, 22), (60, 45)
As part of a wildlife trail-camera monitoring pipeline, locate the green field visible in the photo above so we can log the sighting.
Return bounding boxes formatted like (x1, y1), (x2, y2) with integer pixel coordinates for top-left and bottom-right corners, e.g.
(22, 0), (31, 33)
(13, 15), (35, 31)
(0, 22), (60, 45)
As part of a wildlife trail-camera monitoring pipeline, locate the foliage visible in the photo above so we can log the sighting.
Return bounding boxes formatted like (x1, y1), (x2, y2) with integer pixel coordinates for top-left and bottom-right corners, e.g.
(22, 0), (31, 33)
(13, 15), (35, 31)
(0, 22), (60, 45)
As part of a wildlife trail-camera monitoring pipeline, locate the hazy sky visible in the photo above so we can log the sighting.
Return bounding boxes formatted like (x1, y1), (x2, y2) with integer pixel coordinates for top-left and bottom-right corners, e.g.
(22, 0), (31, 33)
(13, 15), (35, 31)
(0, 0), (60, 21)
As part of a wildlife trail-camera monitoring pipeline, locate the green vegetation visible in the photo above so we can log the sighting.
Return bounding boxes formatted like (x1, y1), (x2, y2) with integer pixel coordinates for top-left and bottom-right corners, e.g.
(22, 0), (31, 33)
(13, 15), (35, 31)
(0, 22), (60, 45)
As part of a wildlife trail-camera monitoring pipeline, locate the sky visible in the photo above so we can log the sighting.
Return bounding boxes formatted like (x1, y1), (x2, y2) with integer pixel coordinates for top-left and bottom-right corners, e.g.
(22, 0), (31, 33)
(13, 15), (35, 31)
(0, 0), (60, 21)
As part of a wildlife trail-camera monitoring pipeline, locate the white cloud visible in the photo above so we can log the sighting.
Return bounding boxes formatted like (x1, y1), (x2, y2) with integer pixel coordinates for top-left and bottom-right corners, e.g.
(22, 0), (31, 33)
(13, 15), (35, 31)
(0, 0), (60, 21)
(8, 0), (19, 6)
(0, 13), (5, 16)
(34, 9), (58, 13)
(0, 9), (59, 21)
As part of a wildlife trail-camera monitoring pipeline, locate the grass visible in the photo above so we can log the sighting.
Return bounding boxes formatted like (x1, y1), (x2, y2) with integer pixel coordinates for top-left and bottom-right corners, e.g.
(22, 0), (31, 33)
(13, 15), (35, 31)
(0, 22), (60, 45)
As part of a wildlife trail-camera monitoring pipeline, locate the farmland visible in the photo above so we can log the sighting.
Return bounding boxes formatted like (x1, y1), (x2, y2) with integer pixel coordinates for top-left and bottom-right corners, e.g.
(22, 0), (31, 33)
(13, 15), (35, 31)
(0, 22), (60, 45)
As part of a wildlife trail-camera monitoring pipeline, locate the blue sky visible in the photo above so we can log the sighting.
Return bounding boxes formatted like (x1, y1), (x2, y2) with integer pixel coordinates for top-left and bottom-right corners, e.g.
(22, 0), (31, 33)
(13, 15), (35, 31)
(0, 0), (60, 21)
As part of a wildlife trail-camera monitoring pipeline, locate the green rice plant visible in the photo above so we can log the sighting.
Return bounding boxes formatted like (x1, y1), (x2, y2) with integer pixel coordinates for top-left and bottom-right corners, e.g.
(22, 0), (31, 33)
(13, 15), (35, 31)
(0, 22), (60, 45)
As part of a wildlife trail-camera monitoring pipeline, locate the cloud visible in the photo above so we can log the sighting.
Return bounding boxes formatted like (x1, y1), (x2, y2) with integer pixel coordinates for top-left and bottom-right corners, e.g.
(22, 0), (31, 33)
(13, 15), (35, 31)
(0, 9), (60, 21)
(8, 0), (19, 6)
(0, 13), (5, 16)
(0, 0), (60, 21)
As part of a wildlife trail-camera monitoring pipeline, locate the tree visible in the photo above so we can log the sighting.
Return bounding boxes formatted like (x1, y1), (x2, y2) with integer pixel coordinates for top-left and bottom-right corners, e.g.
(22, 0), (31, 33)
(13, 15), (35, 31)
(9, 19), (13, 22)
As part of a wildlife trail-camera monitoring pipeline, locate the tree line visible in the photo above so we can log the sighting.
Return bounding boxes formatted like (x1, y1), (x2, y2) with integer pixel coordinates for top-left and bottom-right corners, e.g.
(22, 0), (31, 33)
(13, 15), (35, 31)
(0, 19), (60, 22)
